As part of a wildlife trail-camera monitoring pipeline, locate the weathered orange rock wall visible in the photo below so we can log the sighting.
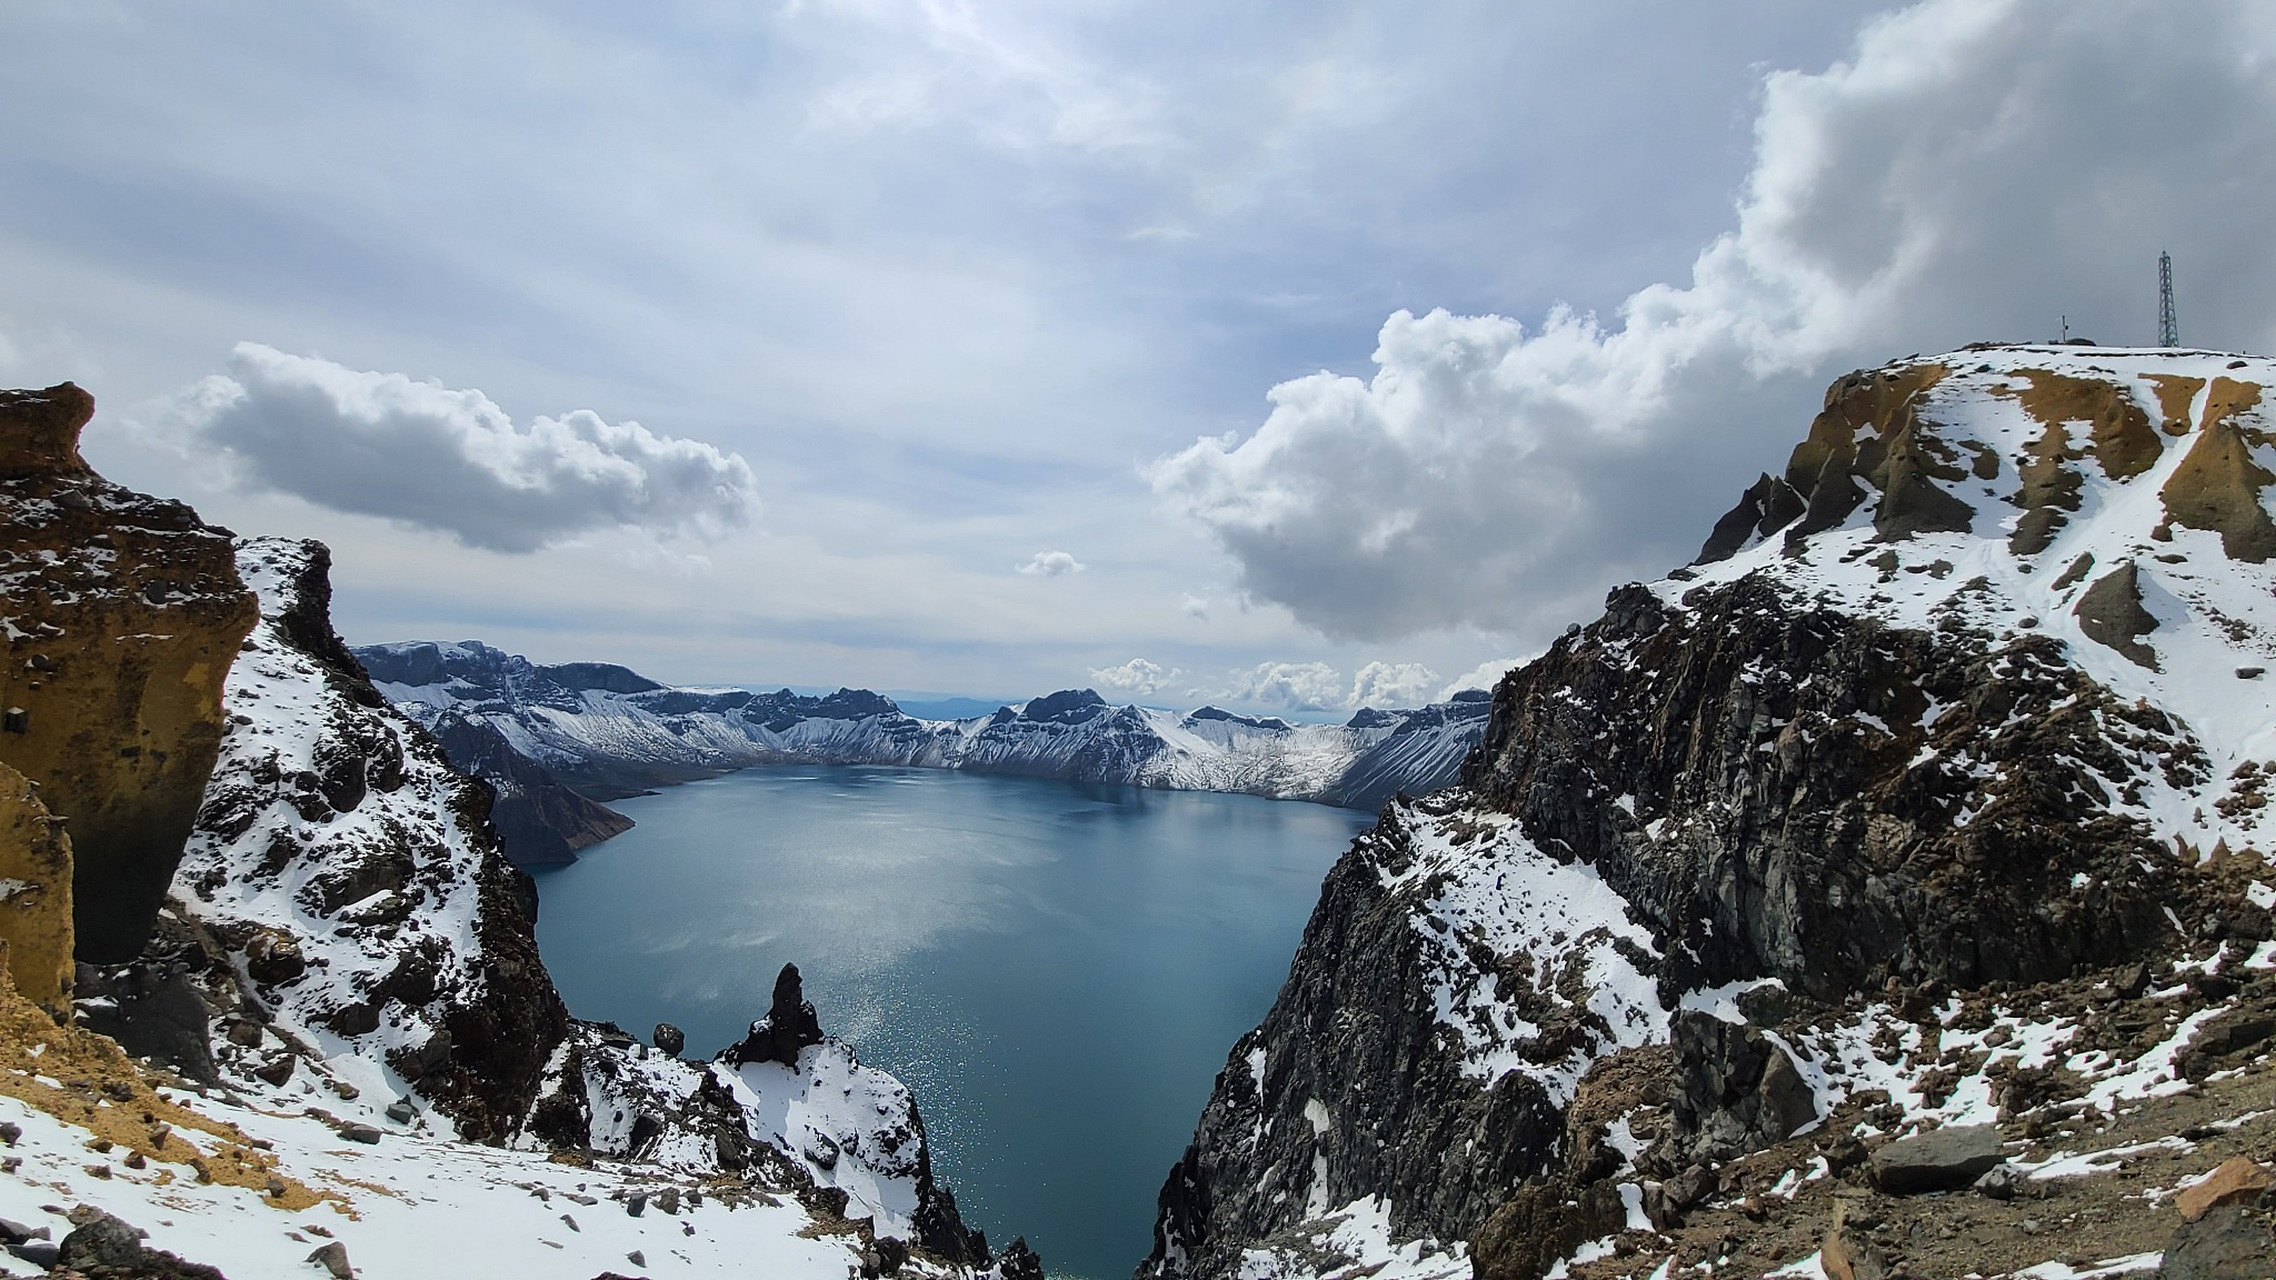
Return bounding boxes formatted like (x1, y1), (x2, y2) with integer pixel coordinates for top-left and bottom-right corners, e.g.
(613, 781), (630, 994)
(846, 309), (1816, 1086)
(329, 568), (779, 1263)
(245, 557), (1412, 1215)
(0, 760), (73, 1016)
(0, 384), (257, 962)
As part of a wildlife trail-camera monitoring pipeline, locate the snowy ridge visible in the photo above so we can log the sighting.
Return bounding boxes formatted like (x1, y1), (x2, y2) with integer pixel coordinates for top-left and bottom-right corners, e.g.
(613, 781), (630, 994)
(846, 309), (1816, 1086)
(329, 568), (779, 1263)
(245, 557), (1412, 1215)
(1677, 344), (2276, 855)
(1147, 345), (2276, 1280)
(76, 537), (1009, 1277)
(175, 537), (557, 1140)
(1373, 798), (1665, 1103)
(356, 641), (1493, 817)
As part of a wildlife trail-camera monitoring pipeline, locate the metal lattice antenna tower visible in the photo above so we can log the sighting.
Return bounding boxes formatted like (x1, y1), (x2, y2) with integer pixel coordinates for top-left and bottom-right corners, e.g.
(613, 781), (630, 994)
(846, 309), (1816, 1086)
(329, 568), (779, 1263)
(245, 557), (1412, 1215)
(2158, 250), (2179, 347)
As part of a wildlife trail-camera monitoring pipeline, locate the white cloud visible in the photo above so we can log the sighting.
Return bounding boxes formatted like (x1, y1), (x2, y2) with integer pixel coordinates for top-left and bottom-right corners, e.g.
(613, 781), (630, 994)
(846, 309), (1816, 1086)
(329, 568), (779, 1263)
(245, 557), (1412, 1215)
(172, 344), (758, 553)
(1089, 657), (1181, 697)
(1438, 657), (1525, 701)
(1224, 661), (1348, 712)
(1016, 550), (1086, 577)
(1216, 659), (1441, 712)
(1154, 0), (2276, 641)
(1348, 661), (1438, 709)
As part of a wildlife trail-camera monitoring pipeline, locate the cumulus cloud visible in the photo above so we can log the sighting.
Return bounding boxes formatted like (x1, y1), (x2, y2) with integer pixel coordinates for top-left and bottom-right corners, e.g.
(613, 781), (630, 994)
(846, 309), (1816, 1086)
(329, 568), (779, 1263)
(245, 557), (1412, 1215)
(1153, 0), (2276, 641)
(1016, 550), (1086, 577)
(175, 343), (758, 552)
(1218, 659), (1441, 712)
(1089, 657), (1181, 697)
(1224, 661), (1348, 712)
(1438, 657), (1526, 701)
(1349, 661), (1439, 709)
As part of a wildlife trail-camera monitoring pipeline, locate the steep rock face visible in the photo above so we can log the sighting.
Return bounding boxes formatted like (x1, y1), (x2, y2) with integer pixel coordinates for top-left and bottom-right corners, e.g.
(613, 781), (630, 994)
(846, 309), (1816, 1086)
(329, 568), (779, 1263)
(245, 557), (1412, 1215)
(174, 538), (568, 1141)
(175, 538), (1000, 1265)
(0, 384), (257, 962)
(1464, 576), (2191, 1001)
(0, 759), (74, 1015)
(425, 712), (632, 866)
(1146, 346), (2276, 1280)
(1148, 796), (1660, 1278)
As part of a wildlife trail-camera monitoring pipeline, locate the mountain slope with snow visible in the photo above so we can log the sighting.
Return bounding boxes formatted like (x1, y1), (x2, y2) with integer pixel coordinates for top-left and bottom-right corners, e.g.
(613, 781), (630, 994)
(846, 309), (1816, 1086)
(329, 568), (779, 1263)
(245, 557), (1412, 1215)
(1146, 345), (2276, 1280)
(353, 641), (1493, 864)
(4, 536), (1023, 1280)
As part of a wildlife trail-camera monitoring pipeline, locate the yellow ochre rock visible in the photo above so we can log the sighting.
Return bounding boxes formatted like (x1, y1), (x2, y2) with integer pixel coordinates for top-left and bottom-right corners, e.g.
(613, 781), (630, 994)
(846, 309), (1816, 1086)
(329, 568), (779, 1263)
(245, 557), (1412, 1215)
(0, 383), (258, 963)
(0, 759), (72, 1016)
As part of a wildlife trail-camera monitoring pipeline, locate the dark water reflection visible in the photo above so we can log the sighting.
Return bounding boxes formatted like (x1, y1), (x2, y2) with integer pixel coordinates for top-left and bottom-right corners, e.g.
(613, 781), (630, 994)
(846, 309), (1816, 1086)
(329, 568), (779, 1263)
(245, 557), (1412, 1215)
(532, 765), (1370, 1279)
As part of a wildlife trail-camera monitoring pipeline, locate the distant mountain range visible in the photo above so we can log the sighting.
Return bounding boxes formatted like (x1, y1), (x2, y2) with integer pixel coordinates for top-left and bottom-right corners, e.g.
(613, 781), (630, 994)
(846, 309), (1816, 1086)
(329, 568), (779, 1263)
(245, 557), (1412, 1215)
(351, 639), (1494, 866)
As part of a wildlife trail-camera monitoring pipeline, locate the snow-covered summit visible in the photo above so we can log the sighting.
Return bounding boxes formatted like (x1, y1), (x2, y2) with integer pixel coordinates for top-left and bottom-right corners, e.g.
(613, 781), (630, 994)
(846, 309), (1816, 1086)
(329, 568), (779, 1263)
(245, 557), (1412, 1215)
(1680, 342), (2276, 851)
(1149, 346), (2276, 1280)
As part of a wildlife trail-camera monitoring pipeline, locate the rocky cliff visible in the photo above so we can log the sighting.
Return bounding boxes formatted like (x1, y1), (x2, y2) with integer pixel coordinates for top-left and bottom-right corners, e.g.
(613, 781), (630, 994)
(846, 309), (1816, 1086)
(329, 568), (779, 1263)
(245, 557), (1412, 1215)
(1144, 345), (2276, 1280)
(0, 760), (74, 1017)
(164, 535), (999, 1263)
(0, 383), (258, 962)
(0, 384), (1022, 1279)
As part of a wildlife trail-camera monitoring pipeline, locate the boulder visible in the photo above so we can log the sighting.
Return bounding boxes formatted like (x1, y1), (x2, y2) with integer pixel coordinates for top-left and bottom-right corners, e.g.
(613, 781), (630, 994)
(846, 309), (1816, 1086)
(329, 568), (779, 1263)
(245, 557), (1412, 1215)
(2175, 1157), (2273, 1223)
(2074, 561), (2161, 670)
(1869, 1123), (2005, 1195)
(1660, 1010), (1819, 1166)
(308, 1239), (354, 1278)
(72, 960), (219, 1084)
(1471, 1178), (1626, 1280)
(2159, 1206), (2276, 1280)
(57, 1210), (225, 1279)
(653, 1022), (685, 1056)
(1821, 1224), (1888, 1280)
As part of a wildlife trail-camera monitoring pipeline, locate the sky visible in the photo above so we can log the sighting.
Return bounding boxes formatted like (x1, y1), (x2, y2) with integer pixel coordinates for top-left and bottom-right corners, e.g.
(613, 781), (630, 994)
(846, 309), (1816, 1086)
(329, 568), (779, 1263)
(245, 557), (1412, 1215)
(5, 1), (2274, 714)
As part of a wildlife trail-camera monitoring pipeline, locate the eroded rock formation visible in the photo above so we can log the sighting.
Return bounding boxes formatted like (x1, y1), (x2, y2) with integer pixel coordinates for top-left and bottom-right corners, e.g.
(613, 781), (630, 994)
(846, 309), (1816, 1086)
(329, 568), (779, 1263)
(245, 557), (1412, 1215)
(0, 383), (257, 962)
(0, 759), (74, 1015)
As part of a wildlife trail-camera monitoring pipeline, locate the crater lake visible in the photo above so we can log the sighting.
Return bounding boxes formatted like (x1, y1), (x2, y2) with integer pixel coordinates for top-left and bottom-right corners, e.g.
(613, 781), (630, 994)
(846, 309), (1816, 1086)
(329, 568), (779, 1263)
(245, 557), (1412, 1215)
(530, 765), (1372, 1279)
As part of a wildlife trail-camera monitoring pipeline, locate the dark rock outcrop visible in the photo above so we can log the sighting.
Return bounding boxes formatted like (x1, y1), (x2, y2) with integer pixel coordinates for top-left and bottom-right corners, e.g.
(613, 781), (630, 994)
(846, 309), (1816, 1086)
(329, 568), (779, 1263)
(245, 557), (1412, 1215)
(728, 963), (827, 1068)
(1145, 350), (2276, 1278)
(2073, 560), (2162, 669)
(2158, 1206), (2276, 1280)
(1466, 577), (2191, 1001)
(177, 538), (569, 1142)
(0, 384), (258, 962)
(1657, 1010), (1816, 1168)
(1144, 799), (1568, 1277)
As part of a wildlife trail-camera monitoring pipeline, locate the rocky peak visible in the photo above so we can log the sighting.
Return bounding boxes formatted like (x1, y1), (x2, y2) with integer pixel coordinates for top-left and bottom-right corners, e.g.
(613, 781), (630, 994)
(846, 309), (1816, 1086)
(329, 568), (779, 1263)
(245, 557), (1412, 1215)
(727, 962), (828, 1068)
(0, 382), (258, 963)
(1146, 345), (2276, 1280)
(1020, 688), (1108, 723)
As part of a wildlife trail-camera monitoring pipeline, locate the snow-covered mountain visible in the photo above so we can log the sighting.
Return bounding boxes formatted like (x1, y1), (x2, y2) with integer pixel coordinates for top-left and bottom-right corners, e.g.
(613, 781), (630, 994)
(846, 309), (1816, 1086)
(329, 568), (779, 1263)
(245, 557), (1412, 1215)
(352, 641), (1492, 864)
(0, 381), (1036, 1280)
(1147, 345), (2276, 1280)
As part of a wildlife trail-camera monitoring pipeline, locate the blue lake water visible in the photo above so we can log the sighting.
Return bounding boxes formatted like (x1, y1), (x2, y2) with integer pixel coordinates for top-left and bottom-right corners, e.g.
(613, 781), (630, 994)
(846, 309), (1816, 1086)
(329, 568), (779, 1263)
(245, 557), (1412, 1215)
(530, 765), (1371, 1280)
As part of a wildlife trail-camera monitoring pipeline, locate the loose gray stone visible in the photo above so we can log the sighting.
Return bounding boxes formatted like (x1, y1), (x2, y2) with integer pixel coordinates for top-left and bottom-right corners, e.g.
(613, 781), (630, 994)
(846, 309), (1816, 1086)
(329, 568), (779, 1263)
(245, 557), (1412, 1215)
(1870, 1123), (2005, 1194)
